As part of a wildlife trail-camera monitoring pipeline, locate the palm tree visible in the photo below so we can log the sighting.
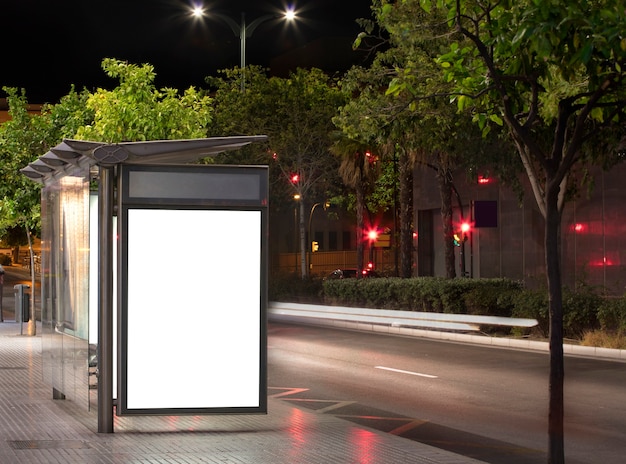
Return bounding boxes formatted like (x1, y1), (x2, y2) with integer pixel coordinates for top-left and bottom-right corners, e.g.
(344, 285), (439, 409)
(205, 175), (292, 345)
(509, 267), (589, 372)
(332, 137), (379, 276)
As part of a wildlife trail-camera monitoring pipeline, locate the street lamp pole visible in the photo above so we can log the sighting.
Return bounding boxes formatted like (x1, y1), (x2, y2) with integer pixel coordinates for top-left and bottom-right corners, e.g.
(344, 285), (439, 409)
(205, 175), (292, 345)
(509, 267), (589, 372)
(307, 202), (329, 277)
(213, 12), (275, 91)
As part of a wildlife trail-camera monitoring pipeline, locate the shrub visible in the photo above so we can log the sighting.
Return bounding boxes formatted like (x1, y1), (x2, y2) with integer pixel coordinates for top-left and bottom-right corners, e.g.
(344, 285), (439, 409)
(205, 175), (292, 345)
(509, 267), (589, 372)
(462, 279), (523, 316)
(269, 272), (323, 303)
(511, 289), (550, 337)
(562, 287), (602, 339)
(0, 254), (11, 266)
(596, 297), (626, 332)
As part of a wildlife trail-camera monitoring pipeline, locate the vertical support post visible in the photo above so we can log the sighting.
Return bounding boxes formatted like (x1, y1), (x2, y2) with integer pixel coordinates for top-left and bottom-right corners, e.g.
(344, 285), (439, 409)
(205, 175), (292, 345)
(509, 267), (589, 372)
(0, 270), (3, 322)
(240, 12), (246, 92)
(98, 166), (114, 433)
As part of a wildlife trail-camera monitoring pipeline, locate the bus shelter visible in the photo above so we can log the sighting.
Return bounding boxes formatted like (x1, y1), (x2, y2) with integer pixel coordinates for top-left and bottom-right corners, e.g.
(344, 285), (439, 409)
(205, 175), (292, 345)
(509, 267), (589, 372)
(22, 137), (269, 433)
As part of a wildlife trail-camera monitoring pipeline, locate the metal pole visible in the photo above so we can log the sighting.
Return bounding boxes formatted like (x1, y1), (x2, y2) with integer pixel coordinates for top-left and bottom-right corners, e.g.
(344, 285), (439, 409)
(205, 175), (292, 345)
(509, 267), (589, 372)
(451, 183), (466, 277)
(98, 166), (114, 433)
(240, 12), (246, 91)
(307, 203), (320, 277)
(0, 270), (3, 322)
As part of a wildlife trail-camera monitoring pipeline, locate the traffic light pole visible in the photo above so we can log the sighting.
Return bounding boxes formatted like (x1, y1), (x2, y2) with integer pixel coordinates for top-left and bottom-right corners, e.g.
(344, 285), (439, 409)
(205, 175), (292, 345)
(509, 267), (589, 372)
(452, 183), (468, 277)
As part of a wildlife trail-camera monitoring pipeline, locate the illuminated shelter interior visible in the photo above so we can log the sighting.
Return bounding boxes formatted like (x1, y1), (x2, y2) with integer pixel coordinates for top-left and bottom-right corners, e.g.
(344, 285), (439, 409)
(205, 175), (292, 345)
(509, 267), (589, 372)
(22, 136), (268, 432)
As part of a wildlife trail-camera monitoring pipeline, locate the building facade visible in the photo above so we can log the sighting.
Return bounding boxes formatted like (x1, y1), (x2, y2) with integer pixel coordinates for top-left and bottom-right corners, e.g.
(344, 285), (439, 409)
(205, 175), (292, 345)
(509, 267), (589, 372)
(414, 163), (626, 295)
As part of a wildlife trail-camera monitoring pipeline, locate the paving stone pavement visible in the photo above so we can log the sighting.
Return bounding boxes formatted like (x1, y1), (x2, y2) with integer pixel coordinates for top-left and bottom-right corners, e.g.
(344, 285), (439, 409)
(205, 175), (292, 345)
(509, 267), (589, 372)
(0, 319), (487, 464)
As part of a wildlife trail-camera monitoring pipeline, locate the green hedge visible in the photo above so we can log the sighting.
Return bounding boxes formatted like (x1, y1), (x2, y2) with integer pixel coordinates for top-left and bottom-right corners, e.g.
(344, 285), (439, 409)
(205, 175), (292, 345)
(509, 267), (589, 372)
(597, 297), (626, 333)
(270, 274), (625, 341)
(323, 277), (523, 315)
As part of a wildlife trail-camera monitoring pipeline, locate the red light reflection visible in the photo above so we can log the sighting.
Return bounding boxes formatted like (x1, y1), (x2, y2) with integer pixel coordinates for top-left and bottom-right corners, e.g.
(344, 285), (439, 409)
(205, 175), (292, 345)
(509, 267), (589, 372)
(350, 428), (381, 463)
(589, 257), (617, 266)
(286, 408), (306, 453)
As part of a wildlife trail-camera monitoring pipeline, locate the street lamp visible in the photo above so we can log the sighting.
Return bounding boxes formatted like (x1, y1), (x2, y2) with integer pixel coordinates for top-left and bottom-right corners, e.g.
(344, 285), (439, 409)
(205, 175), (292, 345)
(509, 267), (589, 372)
(191, 4), (296, 91)
(308, 201), (329, 276)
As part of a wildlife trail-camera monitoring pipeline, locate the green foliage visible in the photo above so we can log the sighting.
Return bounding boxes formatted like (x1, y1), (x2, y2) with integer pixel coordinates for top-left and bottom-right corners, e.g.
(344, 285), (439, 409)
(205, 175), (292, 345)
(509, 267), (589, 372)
(462, 278), (522, 316)
(323, 277), (523, 315)
(510, 289), (550, 337)
(562, 286), (602, 338)
(280, 275), (625, 342)
(0, 58), (215, 242)
(268, 272), (324, 303)
(77, 59), (212, 143)
(597, 297), (626, 333)
(209, 66), (346, 209)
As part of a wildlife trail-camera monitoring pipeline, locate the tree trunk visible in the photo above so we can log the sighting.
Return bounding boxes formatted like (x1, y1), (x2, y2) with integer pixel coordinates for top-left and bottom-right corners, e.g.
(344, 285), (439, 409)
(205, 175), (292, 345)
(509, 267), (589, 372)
(398, 152), (414, 278)
(438, 169), (456, 278)
(545, 185), (565, 464)
(356, 184), (365, 276)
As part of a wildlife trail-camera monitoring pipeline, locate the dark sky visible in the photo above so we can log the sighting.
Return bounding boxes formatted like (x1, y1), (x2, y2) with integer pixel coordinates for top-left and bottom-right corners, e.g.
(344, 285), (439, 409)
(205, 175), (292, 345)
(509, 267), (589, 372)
(2, 0), (373, 104)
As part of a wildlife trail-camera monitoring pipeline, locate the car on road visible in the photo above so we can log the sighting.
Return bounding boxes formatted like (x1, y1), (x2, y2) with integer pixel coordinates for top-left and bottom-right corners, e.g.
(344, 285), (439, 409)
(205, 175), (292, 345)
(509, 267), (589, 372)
(325, 268), (380, 279)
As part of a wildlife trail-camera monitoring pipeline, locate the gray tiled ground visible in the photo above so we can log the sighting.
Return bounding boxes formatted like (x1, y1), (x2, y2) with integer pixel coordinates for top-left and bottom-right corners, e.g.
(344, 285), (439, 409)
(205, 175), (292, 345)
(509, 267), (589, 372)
(0, 320), (485, 464)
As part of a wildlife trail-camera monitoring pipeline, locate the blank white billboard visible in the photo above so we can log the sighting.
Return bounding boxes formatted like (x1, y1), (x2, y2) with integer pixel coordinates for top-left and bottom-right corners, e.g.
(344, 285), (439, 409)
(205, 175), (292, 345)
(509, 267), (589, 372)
(123, 208), (262, 411)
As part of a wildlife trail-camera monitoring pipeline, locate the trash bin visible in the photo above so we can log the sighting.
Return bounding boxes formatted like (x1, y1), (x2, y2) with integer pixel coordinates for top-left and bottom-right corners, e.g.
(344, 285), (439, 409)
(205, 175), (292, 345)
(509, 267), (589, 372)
(14, 284), (30, 323)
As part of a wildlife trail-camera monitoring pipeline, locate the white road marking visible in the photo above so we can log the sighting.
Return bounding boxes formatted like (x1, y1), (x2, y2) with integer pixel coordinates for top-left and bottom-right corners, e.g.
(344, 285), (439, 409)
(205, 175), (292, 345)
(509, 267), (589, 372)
(375, 366), (438, 379)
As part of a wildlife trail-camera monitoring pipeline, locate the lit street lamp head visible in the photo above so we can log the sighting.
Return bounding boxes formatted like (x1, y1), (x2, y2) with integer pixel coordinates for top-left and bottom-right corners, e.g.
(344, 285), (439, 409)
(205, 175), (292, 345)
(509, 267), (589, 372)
(187, 2), (297, 90)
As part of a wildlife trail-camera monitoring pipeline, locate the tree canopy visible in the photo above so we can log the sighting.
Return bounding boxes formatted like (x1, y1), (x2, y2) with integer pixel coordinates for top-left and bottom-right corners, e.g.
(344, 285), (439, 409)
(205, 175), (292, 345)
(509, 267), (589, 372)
(0, 58), (215, 240)
(381, 1), (626, 462)
(208, 66), (347, 277)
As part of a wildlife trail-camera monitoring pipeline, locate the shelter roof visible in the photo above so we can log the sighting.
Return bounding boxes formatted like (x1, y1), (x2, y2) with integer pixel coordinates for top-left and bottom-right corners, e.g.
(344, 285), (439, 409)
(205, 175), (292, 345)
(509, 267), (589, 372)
(21, 136), (268, 184)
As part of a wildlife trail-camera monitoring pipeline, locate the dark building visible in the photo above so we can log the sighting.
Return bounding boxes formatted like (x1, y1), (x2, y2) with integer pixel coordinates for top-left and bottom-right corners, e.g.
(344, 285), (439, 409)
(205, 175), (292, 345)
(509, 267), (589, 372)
(414, 163), (626, 295)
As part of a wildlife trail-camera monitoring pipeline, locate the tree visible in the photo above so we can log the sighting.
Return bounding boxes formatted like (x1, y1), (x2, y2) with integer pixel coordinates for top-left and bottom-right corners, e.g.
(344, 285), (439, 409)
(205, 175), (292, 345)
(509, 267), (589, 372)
(330, 136), (380, 276)
(77, 58), (212, 142)
(337, 5), (494, 278)
(0, 87), (92, 334)
(0, 58), (215, 334)
(409, 1), (626, 462)
(209, 66), (346, 278)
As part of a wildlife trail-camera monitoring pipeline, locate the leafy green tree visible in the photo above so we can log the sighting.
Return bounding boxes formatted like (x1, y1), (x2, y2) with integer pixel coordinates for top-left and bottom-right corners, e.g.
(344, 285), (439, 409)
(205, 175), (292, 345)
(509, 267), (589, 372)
(330, 136), (380, 276)
(404, 0), (626, 461)
(208, 66), (346, 278)
(77, 58), (212, 142)
(0, 86), (92, 333)
(337, 5), (496, 278)
(1, 58), (215, 333)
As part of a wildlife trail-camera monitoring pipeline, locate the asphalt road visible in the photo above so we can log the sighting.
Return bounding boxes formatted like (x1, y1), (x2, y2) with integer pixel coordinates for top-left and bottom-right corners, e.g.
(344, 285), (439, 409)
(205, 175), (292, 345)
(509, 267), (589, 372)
(267, 322), (626, 464)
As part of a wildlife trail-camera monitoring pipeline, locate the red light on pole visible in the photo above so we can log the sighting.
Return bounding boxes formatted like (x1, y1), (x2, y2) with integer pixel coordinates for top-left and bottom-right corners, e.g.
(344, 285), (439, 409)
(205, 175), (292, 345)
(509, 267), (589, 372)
(290, 173), (299, 184)
(367, 229), (379, 242)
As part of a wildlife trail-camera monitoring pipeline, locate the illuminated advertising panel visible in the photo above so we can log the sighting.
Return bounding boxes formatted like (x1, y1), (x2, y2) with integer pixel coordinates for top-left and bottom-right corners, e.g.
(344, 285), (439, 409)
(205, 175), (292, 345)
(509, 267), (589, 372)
(118, 165), (267, 415)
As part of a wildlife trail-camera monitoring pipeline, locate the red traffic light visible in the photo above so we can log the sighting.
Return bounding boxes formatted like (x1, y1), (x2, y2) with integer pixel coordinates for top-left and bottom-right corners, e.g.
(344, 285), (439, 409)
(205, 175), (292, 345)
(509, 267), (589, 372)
(367, 229), (379, 242)
(290, 173), (300, 184)
(461, 222), (470, 234)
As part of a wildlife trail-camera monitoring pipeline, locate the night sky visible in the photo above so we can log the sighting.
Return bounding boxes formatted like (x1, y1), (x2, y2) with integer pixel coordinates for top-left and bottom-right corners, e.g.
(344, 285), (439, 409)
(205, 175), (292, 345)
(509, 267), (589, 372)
(3, 0), (374, 104)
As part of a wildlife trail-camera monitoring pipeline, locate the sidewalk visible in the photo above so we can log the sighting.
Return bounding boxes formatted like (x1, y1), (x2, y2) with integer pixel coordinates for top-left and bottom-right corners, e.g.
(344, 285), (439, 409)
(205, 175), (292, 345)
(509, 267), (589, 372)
(0, 320), (486, 464)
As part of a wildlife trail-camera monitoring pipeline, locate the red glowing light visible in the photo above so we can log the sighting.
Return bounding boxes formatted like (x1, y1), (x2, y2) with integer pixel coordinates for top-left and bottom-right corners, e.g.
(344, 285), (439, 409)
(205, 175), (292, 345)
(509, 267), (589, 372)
(461, 222), (471, 233)
(573, 223), (585, 233)
(290, 174), (299, 183)
(367, 229), (379, 241)
(477, 175), (492, 184)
